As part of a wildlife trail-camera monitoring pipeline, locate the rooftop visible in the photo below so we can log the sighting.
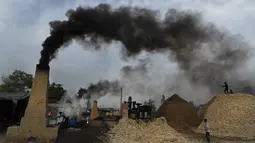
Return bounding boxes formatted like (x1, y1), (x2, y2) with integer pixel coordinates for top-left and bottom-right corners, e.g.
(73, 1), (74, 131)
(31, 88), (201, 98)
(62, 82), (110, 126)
(0, 91), (29, 100)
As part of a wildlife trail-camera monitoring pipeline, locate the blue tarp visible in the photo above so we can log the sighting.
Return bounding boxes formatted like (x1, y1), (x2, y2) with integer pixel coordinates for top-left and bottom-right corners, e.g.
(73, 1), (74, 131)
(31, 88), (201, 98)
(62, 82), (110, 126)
(69, 119), (77, 127)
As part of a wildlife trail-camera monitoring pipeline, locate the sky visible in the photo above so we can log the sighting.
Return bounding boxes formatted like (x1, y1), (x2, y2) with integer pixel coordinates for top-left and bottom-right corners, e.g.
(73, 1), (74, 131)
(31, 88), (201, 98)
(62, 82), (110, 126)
(0, 0), (255, 102)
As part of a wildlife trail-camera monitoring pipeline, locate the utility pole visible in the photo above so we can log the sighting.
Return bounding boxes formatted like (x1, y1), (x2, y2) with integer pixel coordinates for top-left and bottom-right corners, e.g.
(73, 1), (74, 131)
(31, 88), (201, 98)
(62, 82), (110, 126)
(120, 87), (123, 111)
(86, 92), (91, 112)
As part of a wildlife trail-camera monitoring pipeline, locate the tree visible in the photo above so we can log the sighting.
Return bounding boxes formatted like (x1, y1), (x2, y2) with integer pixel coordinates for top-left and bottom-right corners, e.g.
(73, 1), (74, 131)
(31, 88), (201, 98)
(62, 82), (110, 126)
(144, 99), (156, 112)
(148, 99), (156, 112)
(76, 87), (91, 109)
(161, 94), (165, 104)
(48, 82), (66, 103)
(0, 70), (66, 103)
(0, 70), (33, 92)
(189, 101), (202, 112)
(76, 87), (88, 99)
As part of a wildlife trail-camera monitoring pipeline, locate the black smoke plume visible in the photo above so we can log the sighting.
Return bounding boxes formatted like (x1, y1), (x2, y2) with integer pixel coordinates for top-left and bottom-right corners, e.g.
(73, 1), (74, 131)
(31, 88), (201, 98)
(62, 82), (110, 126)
(80, 80), (121, 98)
(78, 59), (150, 99)
(41, 4), (252, 92)
(40, 4), (217, 66)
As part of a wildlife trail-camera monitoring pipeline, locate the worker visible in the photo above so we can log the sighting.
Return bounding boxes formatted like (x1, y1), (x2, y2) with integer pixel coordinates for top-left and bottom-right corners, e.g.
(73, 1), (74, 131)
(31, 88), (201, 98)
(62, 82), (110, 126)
(98, 116), (105, 124)
(116, 116), (121, 123)
(86, 116), (89, 124)
(204, 119), (210, 143)
(98, 116), (110, 131)
(229, 89), (234, 94)
(57, 112), (69, 127)
(221, 81), (229, 94)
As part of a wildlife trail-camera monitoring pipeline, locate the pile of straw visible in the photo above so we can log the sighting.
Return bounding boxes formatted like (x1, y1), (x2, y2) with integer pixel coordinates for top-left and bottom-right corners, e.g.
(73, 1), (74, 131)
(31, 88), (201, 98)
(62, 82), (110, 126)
(103, 117), (198, 143)
(197, 94), (255, 139)
(157, 94), (201, 129)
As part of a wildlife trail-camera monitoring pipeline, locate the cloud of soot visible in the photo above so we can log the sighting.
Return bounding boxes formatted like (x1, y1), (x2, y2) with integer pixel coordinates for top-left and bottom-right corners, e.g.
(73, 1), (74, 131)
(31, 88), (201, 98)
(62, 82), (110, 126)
(41, 3), (253, 96)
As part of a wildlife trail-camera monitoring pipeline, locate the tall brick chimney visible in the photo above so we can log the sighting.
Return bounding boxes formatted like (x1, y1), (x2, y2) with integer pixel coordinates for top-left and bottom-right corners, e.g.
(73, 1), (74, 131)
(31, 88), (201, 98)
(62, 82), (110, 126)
(24, 64), (50, 118)
(90, 100), (100, 120)
(5, 64), (58, 143)
(121, 103), (129, 120)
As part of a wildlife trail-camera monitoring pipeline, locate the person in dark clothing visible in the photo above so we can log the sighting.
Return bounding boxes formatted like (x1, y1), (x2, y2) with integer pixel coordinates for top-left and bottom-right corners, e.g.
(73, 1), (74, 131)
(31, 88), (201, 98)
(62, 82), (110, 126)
(116, 116), (121, 123)
(222, 82), (229, 94)
(229, 89), (234, 94)
(204, 119), (210, 143)
(57, 112), (69, 128)
(98, 116), (105, 125)
(58, 112), (69, 122)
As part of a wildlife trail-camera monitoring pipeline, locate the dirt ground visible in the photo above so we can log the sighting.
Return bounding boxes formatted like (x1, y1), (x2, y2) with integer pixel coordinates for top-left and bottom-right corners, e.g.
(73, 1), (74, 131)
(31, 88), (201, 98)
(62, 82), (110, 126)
(1, 120), (255, 143)
(57, 126), (103, 143)
(176, 127), (255, 143)
(0, 134), (4, 143)
(56, 120), (117, 143)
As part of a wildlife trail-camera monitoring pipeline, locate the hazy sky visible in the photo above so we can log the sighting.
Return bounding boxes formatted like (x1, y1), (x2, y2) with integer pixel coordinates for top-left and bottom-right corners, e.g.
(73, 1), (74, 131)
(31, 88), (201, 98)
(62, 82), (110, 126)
(1, 0), (255, 94)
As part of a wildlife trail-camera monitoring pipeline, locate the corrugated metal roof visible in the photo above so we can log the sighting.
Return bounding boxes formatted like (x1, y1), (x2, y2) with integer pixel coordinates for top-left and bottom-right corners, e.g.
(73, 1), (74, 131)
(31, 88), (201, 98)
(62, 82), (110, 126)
(0, 91), (30, 100)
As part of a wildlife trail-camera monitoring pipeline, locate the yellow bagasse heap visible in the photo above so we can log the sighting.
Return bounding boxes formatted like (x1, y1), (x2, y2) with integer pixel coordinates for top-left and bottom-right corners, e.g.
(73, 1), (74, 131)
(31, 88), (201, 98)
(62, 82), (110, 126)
(104, 117), (198, 143)
(197, 93), (255, 139)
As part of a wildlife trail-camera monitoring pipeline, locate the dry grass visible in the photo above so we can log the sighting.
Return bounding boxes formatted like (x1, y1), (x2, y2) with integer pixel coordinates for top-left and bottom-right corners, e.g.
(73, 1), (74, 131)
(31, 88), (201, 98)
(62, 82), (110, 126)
(101, 94), (255, 143)
(197, 94), (255, 139)
(157, 95), (201, 129)
(102, 117), (199, 143)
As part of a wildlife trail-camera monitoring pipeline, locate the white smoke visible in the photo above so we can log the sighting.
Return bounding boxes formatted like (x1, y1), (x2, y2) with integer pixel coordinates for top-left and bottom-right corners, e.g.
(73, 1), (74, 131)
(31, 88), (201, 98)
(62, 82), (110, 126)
(55, 37), (255, 117)
(57, 95), (87, 118)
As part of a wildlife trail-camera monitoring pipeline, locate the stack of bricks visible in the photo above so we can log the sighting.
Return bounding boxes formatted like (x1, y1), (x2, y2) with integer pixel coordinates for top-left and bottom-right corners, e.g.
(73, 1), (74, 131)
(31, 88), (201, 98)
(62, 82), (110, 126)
(5, 64), (58, 143)
(121, 103), (129, 120)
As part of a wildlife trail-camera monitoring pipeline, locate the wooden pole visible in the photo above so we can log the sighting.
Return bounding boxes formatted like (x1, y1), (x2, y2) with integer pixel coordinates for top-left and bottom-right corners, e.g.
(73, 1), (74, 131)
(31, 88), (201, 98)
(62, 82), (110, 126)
(120, 88), (123, 115)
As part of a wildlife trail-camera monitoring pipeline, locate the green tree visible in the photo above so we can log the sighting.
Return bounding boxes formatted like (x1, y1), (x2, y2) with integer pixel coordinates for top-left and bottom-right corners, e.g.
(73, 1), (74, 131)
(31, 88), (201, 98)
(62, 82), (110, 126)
(0, 70), (66, 103)
(0, 70), (33, 92)
(48, 82), (66, 103)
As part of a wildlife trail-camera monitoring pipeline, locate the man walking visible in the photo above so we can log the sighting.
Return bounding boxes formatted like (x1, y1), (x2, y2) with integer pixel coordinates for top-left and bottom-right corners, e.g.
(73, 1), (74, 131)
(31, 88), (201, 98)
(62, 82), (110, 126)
(204, 119), (210, 143)
(222, 81), (229, 94)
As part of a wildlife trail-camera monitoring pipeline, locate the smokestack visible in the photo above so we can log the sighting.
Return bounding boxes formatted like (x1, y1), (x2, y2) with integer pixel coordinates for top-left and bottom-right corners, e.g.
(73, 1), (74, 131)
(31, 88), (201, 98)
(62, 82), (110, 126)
(25, 64), (50, 117)
(128, 96), (132, 109)
(5, 64), (58, 143)
(89, 100), (100, 120)
(121, 103), (129, 120)
(37, 64), (50, 71)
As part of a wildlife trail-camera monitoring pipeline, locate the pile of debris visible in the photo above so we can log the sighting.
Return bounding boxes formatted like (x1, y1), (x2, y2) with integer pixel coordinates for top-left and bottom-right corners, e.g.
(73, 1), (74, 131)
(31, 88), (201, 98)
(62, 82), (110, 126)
(197, 93), (255, 139)
(157, 94), (201, 129)
(103, 117), (198, 143)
